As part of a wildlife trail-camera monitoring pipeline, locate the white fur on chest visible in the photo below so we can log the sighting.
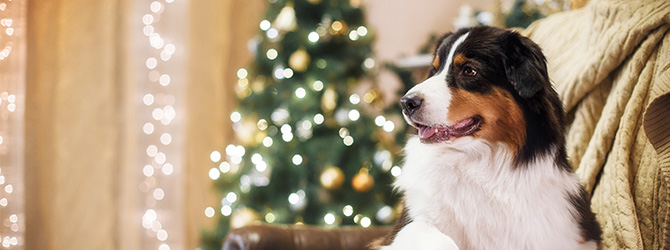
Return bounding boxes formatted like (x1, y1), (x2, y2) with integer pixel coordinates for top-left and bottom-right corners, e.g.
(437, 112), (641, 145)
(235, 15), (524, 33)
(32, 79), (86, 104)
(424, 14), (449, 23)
(395, 137), (591, 250)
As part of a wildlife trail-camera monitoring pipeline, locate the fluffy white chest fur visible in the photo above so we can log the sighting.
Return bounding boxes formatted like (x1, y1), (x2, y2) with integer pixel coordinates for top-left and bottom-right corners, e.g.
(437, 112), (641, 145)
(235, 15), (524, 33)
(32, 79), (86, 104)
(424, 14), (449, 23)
(392, 137), (595, 250)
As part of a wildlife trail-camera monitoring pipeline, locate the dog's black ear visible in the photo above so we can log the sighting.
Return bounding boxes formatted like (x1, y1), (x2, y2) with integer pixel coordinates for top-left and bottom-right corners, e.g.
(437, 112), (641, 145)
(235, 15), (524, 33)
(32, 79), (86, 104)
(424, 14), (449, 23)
(501, 31), (549, 98)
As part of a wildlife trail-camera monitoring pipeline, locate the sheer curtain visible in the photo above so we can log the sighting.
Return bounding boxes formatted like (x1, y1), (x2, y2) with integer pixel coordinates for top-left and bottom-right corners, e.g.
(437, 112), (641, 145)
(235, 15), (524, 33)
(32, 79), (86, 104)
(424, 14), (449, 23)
(0, 0), (26, 248)
(24, 0), (263, 249)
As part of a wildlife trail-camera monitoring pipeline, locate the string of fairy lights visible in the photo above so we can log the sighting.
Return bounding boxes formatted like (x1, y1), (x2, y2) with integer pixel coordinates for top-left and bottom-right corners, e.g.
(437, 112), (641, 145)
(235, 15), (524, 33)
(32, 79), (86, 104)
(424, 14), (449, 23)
(204, 2), (400, 230)
(0, 0), (25, 248)
(138, 0), (183, 249)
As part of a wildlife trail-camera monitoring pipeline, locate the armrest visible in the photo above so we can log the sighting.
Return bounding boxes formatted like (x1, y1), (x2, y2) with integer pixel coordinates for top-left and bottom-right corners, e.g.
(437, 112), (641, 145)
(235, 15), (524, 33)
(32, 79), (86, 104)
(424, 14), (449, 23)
(222, 223), (392, 250)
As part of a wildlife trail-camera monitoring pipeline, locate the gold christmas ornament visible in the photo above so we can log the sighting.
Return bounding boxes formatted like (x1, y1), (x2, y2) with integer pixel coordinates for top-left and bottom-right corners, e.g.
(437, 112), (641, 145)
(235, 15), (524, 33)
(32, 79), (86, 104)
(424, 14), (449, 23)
(236, 118), (259, 146)
(289, 48), (310, 72)
(274, 4), (297, 32)
(352, 168), (374, 192)
(320, 166), (345, 190)
(307, 0), (322, 4)
(230, 207), (261, 229)
(321, 85), (338, 114)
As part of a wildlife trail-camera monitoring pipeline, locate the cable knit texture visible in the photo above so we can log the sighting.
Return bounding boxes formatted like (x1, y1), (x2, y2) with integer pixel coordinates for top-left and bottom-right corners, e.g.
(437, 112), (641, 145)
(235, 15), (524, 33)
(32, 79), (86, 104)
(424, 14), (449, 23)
(522, 0), (670, 249)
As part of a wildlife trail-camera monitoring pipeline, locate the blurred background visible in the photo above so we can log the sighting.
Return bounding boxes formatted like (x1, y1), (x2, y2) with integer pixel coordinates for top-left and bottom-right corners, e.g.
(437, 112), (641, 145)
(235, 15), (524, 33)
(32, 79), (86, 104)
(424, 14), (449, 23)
(0, 0), (572, 249)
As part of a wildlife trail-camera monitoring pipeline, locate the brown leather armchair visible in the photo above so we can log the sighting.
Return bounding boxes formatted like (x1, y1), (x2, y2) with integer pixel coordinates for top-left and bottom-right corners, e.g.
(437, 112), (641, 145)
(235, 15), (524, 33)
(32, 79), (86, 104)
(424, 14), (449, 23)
(222, 224), (392, 250)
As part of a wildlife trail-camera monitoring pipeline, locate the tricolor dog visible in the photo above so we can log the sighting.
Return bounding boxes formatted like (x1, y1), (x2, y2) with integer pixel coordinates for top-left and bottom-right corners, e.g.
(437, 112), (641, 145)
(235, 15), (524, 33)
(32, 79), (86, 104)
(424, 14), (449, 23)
(373, 26), (601, 250)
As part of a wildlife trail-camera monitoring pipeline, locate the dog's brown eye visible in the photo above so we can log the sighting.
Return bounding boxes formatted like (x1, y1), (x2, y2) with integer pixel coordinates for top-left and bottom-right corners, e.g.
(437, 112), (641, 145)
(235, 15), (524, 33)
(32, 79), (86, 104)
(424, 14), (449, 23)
(463, 66), (477, 77)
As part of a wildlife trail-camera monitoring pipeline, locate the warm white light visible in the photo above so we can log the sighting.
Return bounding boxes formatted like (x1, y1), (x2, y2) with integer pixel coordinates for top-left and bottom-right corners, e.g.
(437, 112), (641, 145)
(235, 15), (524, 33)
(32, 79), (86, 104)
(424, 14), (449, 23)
(0, 198), (7, 207)
(150, 1), (162, 13)
(308, 31), (319, 42)
(282, 133), (293, 142)
(374, 116), (386, 126)
(349, 30), (359, 41)
(283, 68), (294, 78)
(210, 151), (222, 162)
(266, 49), (278, 60)
(205, 207), (215, 218)
(349, 94), (360, 104)
(143, 165), (154, 177)
(262, 137), (273, 147)
(157, 229), (168, 241)
(226, 192), (238, 203)
(267, 28), (279, 39)
(143, 209), (157, 223)
(146, 145), (158, 157)
(160, 133), (172, 145)
(255, 161), (267, 172)
(158, 244), (170, 250)
(343, 205), (353, 216)
(363, 58), (375, 69)
(343, 136), (354, 146)
(274, 67), (285, 79)
(143, 122), (155, 134)
(159, 74), (171, 86)
(313, 114), (324, 124)
(4, 184), (12, 193)
(265, 213), (276, 223)
(162, 163), (174, 175)
(260, 20), (271, 30)
(219, 162), (231, 173)
(209, 168), (220, 180)
(391, 166), (402, 177)
(146, 57), (158, 69)
(251, 153), (262, 164)
(312, 80), (324, 91)
(142, 14), (154, 25)
(152, 108), (164, 120)
(8, 214), (17, 223)
(348, 109), (360, 121)
(237, 68), (248, 79)
(281, 124), (292, 134)
(295, 87), (306, 98)
(143, 94), (155, 105)
(292, 154), (303, 165)
(153, 188), (165, 200)
(324, 213), (336, 225)
(357, 26), (368, 36)
(230, 111), (242, 123)
(360, 217), (371, 227)
(155, 152), (166, 164)
(288, 193), (299, 204)
(383, 120), (395, 132)
(221, 205), (232, 216)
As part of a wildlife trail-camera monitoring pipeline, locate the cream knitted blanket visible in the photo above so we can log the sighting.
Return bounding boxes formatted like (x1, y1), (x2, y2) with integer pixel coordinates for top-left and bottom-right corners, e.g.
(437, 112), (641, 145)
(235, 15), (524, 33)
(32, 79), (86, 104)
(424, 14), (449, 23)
(522, 0), (670, 248)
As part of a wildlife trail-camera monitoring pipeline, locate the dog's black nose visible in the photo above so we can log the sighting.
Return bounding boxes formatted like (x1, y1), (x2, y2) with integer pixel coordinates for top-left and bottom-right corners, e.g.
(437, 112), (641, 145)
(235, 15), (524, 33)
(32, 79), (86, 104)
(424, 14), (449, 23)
(401, 95), (423, 116)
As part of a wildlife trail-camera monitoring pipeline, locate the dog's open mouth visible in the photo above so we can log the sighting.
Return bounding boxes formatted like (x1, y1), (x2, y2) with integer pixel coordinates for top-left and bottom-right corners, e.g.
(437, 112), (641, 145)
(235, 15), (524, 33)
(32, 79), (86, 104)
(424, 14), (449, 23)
(413, 116), (482, 143)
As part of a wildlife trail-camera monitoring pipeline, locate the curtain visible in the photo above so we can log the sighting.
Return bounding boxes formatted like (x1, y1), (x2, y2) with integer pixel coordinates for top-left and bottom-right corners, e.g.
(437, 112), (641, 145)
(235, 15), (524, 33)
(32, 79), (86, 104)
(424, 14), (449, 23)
(24, 0), (264, 249)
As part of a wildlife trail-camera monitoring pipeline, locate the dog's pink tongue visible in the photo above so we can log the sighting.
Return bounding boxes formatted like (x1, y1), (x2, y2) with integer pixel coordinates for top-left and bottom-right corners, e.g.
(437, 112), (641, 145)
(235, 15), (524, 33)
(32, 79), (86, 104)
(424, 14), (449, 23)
(418, 126), (436, 139)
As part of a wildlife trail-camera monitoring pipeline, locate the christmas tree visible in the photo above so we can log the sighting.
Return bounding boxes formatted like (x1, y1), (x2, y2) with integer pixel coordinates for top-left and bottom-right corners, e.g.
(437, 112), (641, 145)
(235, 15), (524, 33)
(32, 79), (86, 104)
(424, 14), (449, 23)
(200, 0), (405, 249)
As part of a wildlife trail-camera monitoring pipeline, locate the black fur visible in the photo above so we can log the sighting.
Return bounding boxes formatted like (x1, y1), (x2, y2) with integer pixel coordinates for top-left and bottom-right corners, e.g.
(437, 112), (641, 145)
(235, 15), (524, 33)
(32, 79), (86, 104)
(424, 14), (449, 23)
(570, 189), (603, 243)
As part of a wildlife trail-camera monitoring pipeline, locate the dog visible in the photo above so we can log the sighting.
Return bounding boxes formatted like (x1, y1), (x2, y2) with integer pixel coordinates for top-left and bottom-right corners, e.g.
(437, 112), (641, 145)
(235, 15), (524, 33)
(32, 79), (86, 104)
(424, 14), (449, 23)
(372, 26), (602, 250)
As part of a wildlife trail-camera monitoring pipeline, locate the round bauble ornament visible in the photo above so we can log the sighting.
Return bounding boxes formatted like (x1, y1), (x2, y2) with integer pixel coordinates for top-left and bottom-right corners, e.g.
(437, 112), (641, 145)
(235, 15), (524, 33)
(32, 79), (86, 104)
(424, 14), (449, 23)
(289, 48), (310, 72)
(320, 166), (344, 190)
(230, 207), (261, 229)
(321, 86), (338, 114)
(352, 168), (374, 192)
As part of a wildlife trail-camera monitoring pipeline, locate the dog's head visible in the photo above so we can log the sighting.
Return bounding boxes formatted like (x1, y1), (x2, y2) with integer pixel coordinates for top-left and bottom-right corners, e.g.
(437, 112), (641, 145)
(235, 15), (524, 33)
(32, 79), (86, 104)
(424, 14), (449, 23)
(401, 26), (564, 164)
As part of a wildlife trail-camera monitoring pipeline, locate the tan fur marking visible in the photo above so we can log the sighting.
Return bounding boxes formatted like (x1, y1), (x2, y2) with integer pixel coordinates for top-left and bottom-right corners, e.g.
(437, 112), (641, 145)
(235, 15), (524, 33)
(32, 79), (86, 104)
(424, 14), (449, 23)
(447, 86), (526, 151)
(453, 53), (468, 66)
(432, 55), (440, 68)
